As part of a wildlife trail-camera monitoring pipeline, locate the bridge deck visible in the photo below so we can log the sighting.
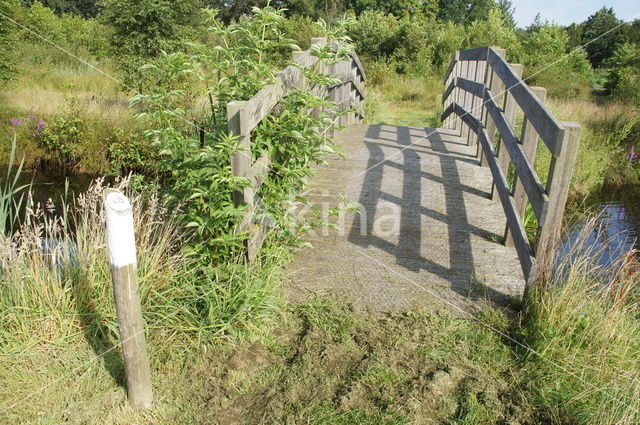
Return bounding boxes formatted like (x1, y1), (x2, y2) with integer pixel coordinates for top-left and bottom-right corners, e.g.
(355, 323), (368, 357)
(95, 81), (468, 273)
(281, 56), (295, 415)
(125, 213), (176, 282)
(286, 124), (525, 313)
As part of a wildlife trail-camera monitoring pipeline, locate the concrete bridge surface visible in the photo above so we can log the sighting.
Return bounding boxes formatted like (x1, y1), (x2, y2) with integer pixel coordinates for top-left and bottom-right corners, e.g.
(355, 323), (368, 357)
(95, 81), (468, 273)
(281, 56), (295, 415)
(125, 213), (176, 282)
(286, 124), (525, 313)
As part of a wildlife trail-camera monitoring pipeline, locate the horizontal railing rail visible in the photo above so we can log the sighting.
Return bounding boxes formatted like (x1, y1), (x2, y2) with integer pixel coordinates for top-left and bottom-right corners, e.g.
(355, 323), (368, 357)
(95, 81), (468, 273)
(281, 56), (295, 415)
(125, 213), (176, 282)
(227, 37), (366, 261)
(441, 46), (581, 286)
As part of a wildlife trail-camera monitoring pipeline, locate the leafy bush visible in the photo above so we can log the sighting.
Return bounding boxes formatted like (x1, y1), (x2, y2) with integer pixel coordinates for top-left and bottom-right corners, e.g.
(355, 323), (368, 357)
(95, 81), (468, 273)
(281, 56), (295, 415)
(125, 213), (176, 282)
(35, 112), (81, 172)
(605, 43), (640, 105)
(107, 130), (158, 176)
(347, 10), (400, 60)
(133, 7), (350, 260)
(16, 2), (110, 61)
(100, 0), (203, 90)
(464, 9), (522, 62)
(279, 15), (324, 50)
(0, 0), (20, 85)
(522, 24), (593, 99)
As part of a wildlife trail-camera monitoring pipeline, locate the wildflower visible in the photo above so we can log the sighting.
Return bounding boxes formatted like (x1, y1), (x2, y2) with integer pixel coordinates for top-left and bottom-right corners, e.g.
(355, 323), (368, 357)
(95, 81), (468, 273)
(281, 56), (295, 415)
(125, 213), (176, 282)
(630, 145), (638, 163)
(33, 119), (46, 138)
(10, 119), (23, 126)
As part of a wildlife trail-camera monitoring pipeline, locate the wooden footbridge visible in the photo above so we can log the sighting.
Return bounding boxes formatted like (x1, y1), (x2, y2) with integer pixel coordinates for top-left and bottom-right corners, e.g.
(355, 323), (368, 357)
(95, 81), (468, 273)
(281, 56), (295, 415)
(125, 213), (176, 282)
(227, 39), (581, 311)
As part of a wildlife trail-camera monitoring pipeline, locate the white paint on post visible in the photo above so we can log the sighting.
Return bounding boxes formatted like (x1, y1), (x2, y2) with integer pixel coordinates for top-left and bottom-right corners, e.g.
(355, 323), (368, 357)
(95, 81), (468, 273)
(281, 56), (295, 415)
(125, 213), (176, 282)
(105, 191), (137, 267)
(104, 189), (153, 410)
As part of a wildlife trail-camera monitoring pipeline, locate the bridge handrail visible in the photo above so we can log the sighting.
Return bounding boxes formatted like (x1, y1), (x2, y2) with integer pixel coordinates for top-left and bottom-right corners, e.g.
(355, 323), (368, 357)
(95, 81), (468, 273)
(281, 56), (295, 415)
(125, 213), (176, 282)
(227, 37), (366, 261)
(441, 46), (581, 285)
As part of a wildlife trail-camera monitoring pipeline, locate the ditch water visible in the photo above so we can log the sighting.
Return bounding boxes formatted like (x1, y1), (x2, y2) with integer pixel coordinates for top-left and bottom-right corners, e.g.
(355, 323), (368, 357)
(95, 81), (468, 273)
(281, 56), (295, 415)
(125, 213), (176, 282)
(560, 184), (640, 269)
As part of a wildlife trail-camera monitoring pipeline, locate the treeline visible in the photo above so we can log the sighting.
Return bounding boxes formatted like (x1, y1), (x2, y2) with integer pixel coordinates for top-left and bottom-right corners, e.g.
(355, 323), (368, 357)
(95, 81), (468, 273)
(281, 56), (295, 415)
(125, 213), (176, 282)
(2, 0), (639, 105)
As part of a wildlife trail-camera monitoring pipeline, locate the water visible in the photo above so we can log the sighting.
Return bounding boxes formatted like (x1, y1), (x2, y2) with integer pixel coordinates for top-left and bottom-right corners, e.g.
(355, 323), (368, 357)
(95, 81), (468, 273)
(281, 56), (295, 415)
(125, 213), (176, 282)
(560, 185), (640, 269)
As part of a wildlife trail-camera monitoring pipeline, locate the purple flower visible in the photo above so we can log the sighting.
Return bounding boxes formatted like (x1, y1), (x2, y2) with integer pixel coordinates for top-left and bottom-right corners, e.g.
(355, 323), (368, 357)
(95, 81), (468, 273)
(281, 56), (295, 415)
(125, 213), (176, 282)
(10, 119), (23, 126)
(630, 145), (638, 162)
(33, 119), (46, 138)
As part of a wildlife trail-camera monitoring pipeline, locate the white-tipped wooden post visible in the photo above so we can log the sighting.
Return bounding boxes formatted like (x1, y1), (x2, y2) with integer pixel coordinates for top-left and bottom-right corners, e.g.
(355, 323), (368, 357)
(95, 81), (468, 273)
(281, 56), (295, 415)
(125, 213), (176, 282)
(104, 189), (153, 410)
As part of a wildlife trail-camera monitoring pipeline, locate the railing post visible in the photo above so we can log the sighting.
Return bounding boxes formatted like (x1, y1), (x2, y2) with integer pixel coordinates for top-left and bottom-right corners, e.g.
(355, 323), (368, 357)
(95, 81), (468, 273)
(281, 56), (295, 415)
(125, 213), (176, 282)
(469, 56), (487, 146)
(445, 51), (460, 130)
(229, 100), (263, 262)
(456, 59), (469, 139)
(480, 47), (506, 166)
(228, 101), (251, 207)
(505, 86), (546, 247)
(531, 122), (581, 283)
(492, 63), (523, 201)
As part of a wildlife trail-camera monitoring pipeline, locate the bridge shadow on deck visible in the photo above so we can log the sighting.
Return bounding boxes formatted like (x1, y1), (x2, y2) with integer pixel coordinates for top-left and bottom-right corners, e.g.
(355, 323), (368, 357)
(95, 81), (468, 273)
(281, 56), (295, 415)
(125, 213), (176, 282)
(347, 124), (513, 306)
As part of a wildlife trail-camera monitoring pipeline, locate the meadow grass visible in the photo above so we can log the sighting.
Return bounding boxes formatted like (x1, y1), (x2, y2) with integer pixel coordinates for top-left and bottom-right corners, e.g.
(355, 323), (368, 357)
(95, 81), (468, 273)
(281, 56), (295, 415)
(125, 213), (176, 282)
(518, 218), (640, 425)
(365, 72), (443, 128)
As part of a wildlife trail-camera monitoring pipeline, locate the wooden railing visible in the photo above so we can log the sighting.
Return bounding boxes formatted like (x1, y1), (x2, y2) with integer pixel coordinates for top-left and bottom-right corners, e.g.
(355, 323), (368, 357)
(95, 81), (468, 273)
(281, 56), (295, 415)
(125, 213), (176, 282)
(227, 37), (366, 261)
(441, 46), (581, 285)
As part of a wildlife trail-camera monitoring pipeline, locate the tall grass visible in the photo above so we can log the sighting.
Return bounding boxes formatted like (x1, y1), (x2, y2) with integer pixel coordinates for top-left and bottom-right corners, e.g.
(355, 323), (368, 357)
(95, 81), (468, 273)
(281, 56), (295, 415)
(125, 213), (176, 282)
(535, 99), (640, 200)
(0, 177), (285, 423)
(0, 135), (28, 237)
(519, 218), (640, 424)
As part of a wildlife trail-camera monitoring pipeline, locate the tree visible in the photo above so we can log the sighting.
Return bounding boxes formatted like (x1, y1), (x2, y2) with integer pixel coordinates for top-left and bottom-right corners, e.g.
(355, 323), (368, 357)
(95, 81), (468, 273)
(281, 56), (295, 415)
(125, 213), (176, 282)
(349, 0), (438, 18)
(437, 0), (499, 25)
(101, 0), (202, 90)
(627, 19), (640, 44)
(522, 23), (593, 98)
(565, 22), (584, 50)
(286, 0), (347, 20)
(465, 8), (521, 60)
(605, 43), (640, 105)
(0, 0), (20, 86)
(21, 0), (99, 18)
(582, 7), (626, 68)
(497, 0), (515, 28)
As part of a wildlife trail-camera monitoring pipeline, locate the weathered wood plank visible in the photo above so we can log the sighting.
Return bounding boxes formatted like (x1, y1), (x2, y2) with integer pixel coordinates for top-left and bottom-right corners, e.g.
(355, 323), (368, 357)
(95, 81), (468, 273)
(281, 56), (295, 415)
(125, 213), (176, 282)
(442, 77), (456, 104)
(455, 76), (485, 99)
(481, 47), (505, 167)
(483, 92), (548, 222)
(349, 50), (367, 81)
(508, 86), (547, 247)
(444, 54), (457, 82)
(330, 71), (365, 100)
(458, 46), (489, 61)
(228, 101), (251, 206)
(487, 48), (562, 155)
(534, 122), (581, 267)
(493, 63), (523, 204)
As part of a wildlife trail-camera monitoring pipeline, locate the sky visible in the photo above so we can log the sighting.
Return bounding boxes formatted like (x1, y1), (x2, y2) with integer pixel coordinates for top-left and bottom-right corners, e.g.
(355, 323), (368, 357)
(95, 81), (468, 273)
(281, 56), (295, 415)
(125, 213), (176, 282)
(511, 0), (640, 28)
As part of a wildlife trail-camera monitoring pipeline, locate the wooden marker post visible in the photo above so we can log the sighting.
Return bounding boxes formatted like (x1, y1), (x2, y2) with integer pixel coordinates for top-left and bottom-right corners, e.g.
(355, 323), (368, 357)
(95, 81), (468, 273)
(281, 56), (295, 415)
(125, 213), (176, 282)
(104, 189), (153, 410)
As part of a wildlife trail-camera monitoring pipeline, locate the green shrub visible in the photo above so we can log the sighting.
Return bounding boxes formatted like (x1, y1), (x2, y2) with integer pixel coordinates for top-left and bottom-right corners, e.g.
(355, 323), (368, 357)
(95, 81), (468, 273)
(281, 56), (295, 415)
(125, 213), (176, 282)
(132, 6), (350, 260)
(0, 0), (20, 85)
(107, 130), (158, 176)
(429, 21), (466, 71)
(18, 1), (110, 66)
(279, 14), (324, 50)
(605, 43), (640, 105)
(390, 17), (435, 75)
(347, 10), (400, 60)
(35, 98), (83, 172)
(522, 23), (593, 99)
(464, 9), (522, 62)
(100, 0), (203, 91)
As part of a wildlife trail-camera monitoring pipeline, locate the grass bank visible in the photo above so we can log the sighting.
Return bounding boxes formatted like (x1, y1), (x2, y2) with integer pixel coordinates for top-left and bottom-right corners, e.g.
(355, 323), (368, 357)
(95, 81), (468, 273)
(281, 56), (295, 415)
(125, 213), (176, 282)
(3, 250), (638, 424)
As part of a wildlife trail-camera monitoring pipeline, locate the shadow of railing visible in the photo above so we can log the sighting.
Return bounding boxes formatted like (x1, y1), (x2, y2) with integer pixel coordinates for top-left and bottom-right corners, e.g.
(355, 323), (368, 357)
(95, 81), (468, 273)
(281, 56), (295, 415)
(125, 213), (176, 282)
(348, 124), (511, 304)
